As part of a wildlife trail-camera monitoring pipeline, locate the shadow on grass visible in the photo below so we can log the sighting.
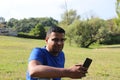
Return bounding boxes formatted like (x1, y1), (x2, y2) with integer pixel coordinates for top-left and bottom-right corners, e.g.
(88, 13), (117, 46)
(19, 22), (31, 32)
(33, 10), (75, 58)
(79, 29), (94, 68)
(88, 45), (120, 49)
(100, 45), (120, 48)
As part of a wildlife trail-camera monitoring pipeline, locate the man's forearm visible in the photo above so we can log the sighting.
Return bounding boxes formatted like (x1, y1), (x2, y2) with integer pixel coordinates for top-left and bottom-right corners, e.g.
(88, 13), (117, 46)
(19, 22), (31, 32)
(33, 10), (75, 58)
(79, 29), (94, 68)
(29, 65), (70, 78)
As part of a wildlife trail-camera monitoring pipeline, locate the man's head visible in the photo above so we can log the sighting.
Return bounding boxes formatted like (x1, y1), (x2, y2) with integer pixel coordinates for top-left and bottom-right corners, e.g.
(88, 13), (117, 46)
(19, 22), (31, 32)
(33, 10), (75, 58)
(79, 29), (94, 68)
(45, 26), (66, 56)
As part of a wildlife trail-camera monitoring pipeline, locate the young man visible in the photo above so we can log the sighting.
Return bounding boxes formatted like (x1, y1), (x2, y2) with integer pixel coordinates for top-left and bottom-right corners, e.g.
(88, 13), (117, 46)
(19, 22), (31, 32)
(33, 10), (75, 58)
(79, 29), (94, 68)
(26, 26), (87, 80)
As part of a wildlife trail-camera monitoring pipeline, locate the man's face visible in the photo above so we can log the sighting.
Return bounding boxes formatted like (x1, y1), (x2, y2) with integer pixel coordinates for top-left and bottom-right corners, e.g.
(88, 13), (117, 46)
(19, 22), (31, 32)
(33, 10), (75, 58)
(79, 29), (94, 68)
(46, 32), (66, 55)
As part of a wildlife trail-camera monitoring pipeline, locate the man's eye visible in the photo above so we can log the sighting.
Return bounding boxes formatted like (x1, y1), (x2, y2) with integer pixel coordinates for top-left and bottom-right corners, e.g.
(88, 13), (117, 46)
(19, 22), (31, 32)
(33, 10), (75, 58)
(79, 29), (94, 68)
(52, 38), (59, 41)
(51, 38), (66, 42)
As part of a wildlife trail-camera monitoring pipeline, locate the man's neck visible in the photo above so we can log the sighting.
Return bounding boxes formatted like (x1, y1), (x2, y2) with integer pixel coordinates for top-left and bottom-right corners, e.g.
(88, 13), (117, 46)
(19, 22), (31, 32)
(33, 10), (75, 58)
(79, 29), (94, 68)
(46, 47), (59, 56)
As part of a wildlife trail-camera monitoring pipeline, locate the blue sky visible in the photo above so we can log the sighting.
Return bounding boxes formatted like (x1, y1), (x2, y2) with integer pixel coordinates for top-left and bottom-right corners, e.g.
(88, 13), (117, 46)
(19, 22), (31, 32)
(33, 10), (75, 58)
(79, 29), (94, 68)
(0, 0), (117, 21)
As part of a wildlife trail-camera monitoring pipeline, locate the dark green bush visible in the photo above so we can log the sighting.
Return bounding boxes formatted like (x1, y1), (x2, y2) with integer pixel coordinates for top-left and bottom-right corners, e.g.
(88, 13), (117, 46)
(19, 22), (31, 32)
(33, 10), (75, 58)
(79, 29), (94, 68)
(101, 34), (120, 44)
(17, 32), (44, 39)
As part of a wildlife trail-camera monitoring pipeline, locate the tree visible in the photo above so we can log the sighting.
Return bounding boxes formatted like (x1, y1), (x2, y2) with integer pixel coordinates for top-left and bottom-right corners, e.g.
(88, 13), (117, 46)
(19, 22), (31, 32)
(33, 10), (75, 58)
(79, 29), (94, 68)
(116, 0), (120, 18)
(0, 17), (6, 28)
(0, 17), (5, 23)
(7, 18), (18, 27)
(69, 18), (109, 48)
(59, 9), (80, 27)
(30, 23), (46, 39)
(115, 0), (120, 32)
(66, 20), (81, 46)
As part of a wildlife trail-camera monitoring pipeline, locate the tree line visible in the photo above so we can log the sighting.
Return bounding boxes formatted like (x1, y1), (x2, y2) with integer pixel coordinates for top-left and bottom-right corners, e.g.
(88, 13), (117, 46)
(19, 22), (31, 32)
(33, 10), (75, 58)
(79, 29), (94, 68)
(6, 17), (58, 39)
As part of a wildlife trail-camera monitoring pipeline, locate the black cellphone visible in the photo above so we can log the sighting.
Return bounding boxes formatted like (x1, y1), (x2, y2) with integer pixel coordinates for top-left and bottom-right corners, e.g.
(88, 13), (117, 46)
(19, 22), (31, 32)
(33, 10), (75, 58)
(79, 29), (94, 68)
(83, 58), (92, 68)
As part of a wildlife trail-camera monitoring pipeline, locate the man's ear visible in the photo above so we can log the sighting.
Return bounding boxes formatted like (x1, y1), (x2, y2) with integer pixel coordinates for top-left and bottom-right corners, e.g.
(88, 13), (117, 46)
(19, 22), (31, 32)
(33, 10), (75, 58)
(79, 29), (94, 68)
(45, 37), (49, 43)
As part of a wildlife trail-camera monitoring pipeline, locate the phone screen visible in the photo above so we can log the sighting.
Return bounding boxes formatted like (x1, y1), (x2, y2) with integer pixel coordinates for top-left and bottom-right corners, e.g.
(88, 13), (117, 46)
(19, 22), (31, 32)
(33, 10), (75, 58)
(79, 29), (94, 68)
(83, 58), (92, 68)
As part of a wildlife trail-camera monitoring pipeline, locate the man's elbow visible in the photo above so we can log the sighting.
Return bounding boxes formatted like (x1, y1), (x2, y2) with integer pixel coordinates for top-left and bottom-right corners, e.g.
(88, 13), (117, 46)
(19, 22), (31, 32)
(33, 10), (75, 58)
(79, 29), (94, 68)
(29, 68), (40, 77)
(28, 60), (42, 77)
(29, 69), (37, 77)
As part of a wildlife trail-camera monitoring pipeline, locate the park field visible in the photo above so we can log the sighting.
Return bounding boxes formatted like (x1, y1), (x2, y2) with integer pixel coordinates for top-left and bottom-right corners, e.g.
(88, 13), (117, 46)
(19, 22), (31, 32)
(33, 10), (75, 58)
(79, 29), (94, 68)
(0, 35), (120, 80)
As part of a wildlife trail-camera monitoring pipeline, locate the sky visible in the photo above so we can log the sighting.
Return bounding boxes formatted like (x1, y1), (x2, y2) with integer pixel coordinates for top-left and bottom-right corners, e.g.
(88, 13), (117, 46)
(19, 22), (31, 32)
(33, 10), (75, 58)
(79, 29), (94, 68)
(0, 0), (117, 21)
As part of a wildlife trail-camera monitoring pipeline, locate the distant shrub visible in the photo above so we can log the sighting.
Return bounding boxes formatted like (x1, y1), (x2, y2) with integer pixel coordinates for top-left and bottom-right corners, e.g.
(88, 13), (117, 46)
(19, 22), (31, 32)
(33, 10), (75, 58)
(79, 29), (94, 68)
(17, 32), (43, 39)
(100, 34), (120, 44)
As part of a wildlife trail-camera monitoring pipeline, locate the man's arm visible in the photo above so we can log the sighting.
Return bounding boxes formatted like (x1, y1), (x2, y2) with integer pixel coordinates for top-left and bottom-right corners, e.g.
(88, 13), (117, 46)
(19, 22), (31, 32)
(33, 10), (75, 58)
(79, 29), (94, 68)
(28, 60), (87, 79)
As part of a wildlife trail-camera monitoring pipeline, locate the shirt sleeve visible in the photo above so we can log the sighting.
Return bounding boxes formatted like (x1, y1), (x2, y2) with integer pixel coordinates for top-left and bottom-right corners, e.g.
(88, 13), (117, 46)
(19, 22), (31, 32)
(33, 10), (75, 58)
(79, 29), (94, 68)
(28, 47), (44, 64)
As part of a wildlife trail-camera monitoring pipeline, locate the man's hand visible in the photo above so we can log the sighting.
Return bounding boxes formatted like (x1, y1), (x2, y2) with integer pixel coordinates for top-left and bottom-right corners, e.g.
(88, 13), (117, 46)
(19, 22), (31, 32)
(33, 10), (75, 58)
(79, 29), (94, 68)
(67, 64), (87, 79)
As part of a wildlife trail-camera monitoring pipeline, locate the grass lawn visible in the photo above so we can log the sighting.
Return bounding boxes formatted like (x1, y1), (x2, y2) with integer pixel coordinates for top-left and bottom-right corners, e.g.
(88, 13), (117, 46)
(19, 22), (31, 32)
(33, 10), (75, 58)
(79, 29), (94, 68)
(0, 35), (120, 80)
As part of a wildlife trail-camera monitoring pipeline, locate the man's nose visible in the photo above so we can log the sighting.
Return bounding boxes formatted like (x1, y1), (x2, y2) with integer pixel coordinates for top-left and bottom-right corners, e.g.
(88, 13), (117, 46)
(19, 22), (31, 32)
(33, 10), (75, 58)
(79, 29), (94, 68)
(57, 40), (64, 45)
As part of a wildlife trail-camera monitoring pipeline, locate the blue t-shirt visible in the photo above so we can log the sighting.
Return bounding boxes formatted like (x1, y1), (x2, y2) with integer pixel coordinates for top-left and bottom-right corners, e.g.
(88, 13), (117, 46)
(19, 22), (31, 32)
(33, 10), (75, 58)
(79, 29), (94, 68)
(26, 47), (65, 80)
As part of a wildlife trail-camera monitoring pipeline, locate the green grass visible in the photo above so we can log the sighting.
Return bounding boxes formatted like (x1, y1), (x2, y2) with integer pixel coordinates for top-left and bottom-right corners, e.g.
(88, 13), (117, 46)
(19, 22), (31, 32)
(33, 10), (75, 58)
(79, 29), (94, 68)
(0, 36), (120, 80)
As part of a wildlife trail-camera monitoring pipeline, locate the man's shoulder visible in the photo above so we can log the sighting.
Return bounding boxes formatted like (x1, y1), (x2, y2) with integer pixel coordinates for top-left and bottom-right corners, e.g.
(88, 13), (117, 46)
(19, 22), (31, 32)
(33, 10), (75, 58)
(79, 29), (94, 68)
(33, 47), (41, 49)
(32, 47), (47, 54)
(32, 47), (45, 51)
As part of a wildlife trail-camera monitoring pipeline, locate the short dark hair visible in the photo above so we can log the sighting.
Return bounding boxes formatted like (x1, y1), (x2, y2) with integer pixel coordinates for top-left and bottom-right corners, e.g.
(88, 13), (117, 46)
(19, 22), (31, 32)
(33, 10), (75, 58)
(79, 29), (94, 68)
(46, 26), (65, 37)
